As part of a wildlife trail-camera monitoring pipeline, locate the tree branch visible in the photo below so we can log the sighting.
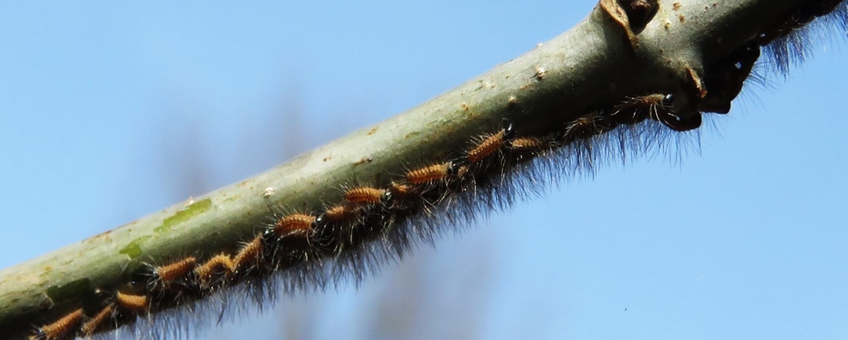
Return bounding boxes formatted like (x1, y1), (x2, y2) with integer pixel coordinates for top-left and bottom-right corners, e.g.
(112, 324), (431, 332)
(0, 0), (840, 338)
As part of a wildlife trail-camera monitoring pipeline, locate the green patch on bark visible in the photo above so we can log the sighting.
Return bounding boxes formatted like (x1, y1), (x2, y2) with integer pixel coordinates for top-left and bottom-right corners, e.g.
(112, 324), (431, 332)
(119, 236), (152, 258)
(155, 198), (213, 233)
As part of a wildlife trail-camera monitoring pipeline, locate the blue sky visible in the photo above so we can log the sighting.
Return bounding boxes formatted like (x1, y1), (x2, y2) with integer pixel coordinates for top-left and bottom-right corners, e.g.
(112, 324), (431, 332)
(1, 2), (847, 340)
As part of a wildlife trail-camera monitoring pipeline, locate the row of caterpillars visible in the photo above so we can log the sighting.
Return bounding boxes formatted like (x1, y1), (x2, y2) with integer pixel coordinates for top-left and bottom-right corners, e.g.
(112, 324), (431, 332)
(30, 92), (703, 340)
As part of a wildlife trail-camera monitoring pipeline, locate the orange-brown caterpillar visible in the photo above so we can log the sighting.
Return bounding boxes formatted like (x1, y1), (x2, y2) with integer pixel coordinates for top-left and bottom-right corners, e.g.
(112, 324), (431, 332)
(509, 136), (549, 152)
(115, 292), (149, 313)
(273, 213), (317, 237)
(384, 181), (420, 211)
(194, 254), (235, 287)
(508, 136), (555, 163)
(612, 94), (702, 132)
(343, 187), (387, 206)
(79, 304), (114, 336)
(405, 161), (456, 185)
(387, 182), (414, 197)
(322, 204), (356, 222)
(152, 256), (197, 286)
(563, 111), (604, 142)
(466, 124), (514, 164)
(232, 236), (263, 273)
(32, 308), (83, 340)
